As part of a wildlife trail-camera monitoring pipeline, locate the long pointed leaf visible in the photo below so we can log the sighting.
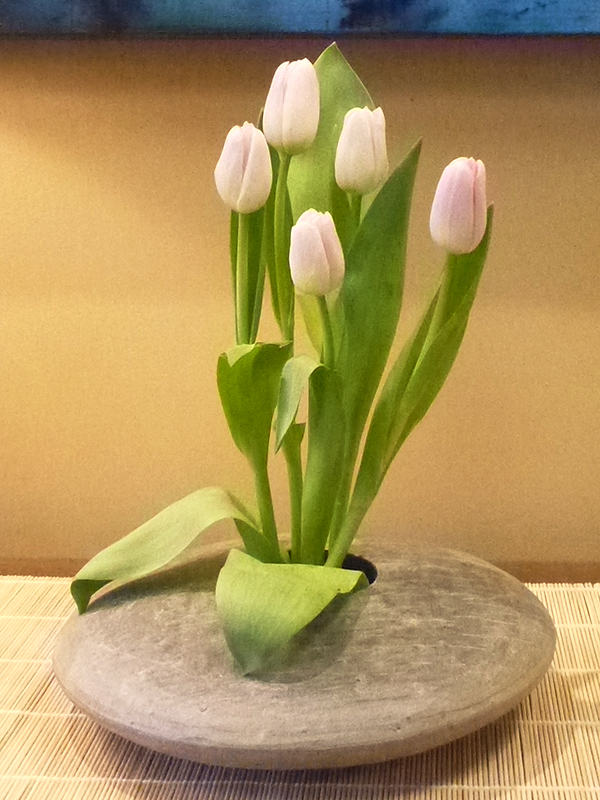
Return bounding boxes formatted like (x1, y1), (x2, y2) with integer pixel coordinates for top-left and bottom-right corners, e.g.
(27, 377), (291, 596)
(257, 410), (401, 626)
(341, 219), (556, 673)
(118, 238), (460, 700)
(337, 142), (421, 459)
(287, 43), (373, 240)
(350, 208), (494, 531)
(71, 487), (260, 613)
(215, 549), (367, 675)
(350, 291), (439, 514)
(382, 207), (494, 471)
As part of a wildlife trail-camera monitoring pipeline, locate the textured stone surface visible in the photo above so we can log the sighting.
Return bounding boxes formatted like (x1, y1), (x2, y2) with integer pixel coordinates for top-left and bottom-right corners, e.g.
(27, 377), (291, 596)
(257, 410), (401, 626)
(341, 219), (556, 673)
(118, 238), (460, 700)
(53, 545), (556, 770)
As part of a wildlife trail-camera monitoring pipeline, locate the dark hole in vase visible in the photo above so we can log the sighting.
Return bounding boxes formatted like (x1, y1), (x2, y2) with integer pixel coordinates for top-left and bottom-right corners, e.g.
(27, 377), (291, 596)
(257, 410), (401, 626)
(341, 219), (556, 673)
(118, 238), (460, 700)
(341, 553), (378, 585)
(286, 551), (378, 584)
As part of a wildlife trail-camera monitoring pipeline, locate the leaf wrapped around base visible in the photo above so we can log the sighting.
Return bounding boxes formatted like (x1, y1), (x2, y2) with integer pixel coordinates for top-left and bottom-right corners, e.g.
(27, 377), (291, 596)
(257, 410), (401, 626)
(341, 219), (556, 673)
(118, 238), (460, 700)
(215, 549), (368, 675)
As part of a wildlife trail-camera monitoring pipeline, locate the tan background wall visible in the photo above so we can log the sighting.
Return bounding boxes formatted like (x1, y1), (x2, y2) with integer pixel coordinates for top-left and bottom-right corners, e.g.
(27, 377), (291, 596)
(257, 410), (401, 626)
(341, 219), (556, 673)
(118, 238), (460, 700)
(0, 38), (598, 576)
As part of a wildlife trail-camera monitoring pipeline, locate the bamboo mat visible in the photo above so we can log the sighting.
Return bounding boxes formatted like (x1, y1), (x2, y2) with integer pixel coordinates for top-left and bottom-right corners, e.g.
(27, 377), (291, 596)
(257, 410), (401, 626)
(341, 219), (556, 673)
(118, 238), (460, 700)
(1, 577), (599, 799)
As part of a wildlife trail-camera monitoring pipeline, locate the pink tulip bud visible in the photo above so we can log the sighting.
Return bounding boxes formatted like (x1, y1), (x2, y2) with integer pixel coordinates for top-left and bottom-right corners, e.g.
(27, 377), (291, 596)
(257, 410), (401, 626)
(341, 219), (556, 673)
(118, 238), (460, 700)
(335, 107), (389, 195)
(214, 122), (272, 214)
(429, 157), (487, 254)
(263, 59), (320, 155)
(289, 210), (345, 296)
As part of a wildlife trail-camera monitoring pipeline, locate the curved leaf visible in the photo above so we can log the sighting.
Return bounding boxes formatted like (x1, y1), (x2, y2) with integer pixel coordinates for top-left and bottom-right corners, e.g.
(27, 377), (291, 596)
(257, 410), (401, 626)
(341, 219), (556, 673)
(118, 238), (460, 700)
(217, 342), (292, 467)
(275, 354), (321, 451)
(71, 487), (261, 614)
(215, 549), (367, 675)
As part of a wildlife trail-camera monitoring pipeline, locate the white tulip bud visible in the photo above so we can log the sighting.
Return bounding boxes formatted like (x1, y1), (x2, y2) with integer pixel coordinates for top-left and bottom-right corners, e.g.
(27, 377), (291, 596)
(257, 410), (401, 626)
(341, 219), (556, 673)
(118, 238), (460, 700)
(263, 59), (320, 155)
(335, 107), (389, 195)
(289, 210), (345, 296)
(429, 157), (487, 255)
(214, 122), (272, 214)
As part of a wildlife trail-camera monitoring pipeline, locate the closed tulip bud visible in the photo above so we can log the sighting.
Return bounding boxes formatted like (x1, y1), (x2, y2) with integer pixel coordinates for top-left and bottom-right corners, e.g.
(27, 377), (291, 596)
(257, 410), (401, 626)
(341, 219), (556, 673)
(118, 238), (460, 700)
(335, 107), (389, 195)
(214, 122), (272, 214)
(263, 59), (320, 155)
(289, 210), (345, 296)
(429, 157), (487, 254)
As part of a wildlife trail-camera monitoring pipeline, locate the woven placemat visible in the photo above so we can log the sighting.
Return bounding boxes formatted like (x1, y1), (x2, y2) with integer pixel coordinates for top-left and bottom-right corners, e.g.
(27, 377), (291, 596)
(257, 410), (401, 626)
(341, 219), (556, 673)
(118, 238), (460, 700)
(1, 576), (599, 799)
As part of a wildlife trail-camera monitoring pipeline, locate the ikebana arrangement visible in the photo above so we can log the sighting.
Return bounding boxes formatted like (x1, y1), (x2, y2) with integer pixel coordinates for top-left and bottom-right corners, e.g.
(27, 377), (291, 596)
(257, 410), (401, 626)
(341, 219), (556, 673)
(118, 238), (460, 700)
(69, 44), (492, 675)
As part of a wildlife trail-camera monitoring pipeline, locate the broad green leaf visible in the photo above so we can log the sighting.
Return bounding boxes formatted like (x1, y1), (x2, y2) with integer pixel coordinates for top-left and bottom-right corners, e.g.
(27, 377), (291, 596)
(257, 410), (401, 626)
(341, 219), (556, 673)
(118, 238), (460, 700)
(71, 487), (262, 614)
(349, 208), (494, 533)
(337, 142), (421, 462)
(217, 342), (292, 467)
(215, 549), (367, 674)
(287, 43), (373, 240)
(275, 354), (321, 451)
(300, 366), (346, 564)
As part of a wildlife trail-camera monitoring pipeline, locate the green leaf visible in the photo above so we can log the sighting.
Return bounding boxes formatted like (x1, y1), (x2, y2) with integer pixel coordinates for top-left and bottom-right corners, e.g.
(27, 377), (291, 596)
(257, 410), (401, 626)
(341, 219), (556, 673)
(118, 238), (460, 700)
(71, 487), (261, 614)
(337, 142), (421, 461)
(287, 43), (373, 239)
(275, 354), (321, 451)
(215, 549), (367, 675)
(300, 366), (346, 564)
(217, 342), (292, 467)
(351, 207), (494, 527)
(349, 291), (439, 513)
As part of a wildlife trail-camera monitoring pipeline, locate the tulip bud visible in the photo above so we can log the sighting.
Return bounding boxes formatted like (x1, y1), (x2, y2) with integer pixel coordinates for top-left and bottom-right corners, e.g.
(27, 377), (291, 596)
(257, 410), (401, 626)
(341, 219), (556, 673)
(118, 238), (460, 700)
(289, 210), (345, 296)
(214, 122), (272, 214)
(429, 157), (487, 255)
(335, 107), (389, 195)
(263, 59), (320, 155)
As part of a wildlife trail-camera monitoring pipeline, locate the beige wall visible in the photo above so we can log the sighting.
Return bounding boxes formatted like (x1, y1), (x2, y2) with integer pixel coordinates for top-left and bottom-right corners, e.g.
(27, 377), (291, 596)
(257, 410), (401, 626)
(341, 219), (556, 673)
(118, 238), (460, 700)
(1, 38), (599, 574)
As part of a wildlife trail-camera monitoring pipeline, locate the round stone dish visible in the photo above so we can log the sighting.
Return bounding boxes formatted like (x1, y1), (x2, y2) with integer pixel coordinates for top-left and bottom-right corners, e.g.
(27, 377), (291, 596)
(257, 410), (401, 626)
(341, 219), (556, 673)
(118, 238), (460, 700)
(53, 544), (556, 770)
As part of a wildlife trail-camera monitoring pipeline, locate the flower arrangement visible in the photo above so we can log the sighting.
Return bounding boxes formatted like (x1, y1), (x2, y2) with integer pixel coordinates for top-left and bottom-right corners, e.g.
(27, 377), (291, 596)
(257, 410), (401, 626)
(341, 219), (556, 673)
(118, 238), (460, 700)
(70, 45), (492, 675)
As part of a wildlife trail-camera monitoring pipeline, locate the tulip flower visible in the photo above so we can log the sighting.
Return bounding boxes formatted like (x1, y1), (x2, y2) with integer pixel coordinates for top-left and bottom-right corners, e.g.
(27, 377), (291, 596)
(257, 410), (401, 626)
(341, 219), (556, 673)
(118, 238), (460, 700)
(429, 157), (487, 255)
(335, 107), (389, 195)
(214, 122), (272, 214)
(289, 210), (345, 296)
(263, 59), (320, 155)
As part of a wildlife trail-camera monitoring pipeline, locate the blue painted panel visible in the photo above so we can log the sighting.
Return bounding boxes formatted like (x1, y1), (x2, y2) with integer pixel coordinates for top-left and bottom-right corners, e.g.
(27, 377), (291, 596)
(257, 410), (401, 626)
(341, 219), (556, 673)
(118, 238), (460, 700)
(2, 1), (600, 35)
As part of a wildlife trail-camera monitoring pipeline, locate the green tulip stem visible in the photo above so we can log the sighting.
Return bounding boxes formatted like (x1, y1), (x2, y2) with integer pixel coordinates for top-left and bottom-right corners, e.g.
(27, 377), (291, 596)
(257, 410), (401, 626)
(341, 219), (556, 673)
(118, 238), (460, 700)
(235, 213), (251, 345)
(274, 152), (294, 343)
(349, 191), (362, 232)
(317, 295), (335, 371)
(325, 436), (359, 555)
(253, 458), (279, 553)
(427, 254), (459, 344)
(325, 500), (364, 568)
(282, 432), (304, 563)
